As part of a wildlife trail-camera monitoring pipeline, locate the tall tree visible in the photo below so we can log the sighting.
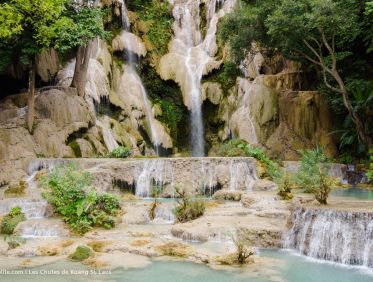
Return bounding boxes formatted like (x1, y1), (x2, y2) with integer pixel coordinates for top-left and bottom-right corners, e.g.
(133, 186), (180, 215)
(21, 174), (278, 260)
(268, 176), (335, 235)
(0, 0), (68, 132)
(53, 2), (108, 97)
(219, 0), (373, 150)
(0, 0), (108, 131)
(266, 0), (372, 149)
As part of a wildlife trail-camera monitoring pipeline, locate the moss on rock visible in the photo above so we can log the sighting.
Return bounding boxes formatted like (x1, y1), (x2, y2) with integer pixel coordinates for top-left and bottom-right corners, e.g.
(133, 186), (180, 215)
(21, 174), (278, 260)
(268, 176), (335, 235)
(69, 245), (93, 261)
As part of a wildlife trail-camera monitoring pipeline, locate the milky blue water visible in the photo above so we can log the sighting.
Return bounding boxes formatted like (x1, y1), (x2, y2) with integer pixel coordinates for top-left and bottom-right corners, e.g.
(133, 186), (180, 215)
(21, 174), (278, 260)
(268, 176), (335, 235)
(331, 187), (373, 201)
(1, 250), (372, 282)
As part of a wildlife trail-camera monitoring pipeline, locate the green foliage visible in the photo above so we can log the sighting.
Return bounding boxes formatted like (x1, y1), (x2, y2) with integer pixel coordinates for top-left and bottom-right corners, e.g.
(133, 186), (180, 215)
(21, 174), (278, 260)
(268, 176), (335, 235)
(367, 150), (373, 181)
(129, 0), (173, 56)
(173, 188), (205, 223)
(217, 139), (280, 179)
(107, 146), (131, 158)
(275, 173), (295, 200)
(41, 163), (121, 234)
(155, 99), (183, 141)
(0, 0), (108, 73)
(328, 79), (373, 156)
(4, 235), (26, 250)
(0, 0), (69, 69)
(53, 6), (109, 53)
(0, 207), (26, 235)
(296, 147), (335, 205)
(218, 0), (373, 157)
(137, 60), (187, 145)
(69, 245), (93, 261)
(217, 61), (241, 91)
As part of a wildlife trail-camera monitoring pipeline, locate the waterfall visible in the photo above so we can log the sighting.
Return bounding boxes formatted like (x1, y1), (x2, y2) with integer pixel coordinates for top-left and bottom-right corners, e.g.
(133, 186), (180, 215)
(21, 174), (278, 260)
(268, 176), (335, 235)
(165, 0), (235, 156)
(118, 1), (161, 154)
(228, 160), (255, 191)
(285, 207), (373, 267)
(147, 202), (176, 224)
(133, 157), (257, 197)
(96, 117), (119, 152)
(118, 0), (130, 29)
(16, 219), (69, 238)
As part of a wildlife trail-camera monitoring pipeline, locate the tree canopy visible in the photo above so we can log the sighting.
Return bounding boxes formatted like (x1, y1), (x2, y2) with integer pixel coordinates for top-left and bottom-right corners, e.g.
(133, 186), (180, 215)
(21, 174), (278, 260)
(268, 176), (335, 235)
(218, 0), (373, 155)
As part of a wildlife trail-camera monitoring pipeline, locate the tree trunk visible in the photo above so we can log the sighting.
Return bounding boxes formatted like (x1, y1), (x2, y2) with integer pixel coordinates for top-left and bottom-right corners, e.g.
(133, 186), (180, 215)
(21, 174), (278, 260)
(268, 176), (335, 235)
(333, 71), (373, 150)
(27, 60), (36, 133)
(71, 42), (92, 97)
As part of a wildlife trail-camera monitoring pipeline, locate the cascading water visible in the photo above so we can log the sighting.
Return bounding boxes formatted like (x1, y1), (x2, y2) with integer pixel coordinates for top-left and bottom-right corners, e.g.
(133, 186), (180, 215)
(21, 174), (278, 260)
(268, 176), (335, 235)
(166, 0), (234, 156)
(96, 117), (119, 152)
(285, 207), (373, 268)
(229, 159), (255, 191)
(133, 158), (257, 197)
(118, 1), (161, 154)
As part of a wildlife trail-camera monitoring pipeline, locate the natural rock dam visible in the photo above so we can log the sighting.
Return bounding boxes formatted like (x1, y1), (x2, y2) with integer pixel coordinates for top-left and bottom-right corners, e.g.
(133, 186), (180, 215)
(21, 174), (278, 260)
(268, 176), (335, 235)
(28, 157), (258, 197)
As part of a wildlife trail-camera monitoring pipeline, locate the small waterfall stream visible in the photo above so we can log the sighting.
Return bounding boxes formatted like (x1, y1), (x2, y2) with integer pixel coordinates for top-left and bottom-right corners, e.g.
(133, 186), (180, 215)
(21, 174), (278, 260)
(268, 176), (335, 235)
(285, 207), (373, 268)
(133, 158), (257, 197)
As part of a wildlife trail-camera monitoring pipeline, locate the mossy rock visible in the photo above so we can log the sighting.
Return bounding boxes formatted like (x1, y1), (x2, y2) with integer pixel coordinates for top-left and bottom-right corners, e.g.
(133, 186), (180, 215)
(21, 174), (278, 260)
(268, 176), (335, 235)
(69, 245), (93, 261)
(156, 242), (190, 257)
(4, 181), (27, 197)
(0, 208), (26, 235)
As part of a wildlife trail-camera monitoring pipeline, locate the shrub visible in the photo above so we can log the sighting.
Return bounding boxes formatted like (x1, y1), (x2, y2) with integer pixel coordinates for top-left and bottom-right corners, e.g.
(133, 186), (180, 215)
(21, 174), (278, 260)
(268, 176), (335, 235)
(217, 231), (255, 265)
(217, 139), (280, 179)
(173, 188), (205, 223)
(41, 163), (121, 234)
(108, 146), (131, 158)
(275, 173), (295, 200)
(0, 207), (26, 235)
(69, 245), (93, 261)
(296, 148), (334, 205)
(148, 185), (161, 221)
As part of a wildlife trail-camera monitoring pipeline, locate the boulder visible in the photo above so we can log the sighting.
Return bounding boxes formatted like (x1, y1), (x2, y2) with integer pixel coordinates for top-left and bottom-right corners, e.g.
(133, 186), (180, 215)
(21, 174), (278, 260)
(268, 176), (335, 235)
(212, 190), (242, 201)
(252, 180), (277, 192)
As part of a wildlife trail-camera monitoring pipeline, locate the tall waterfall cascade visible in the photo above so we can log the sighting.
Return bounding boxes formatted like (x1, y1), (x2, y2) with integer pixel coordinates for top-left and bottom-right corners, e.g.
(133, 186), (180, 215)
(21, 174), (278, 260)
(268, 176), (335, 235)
(285, 207), (373, 268)
(161, 0), (237, 156)
(116, 1), (166, 154)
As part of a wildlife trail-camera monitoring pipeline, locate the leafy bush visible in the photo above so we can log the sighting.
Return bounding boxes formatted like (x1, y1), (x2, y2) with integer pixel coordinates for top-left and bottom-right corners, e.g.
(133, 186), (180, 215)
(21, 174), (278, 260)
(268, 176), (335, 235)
(0, 207), (26, 235)
(108, 146), (131, 158)
(41, 163), (121, 234)
(69, 245), (93, 261)
(217, 231), (255, 265)
(275, 173), (294, 200)
(173, 188), (205, 223)
(129, 0), (173, 56)
(367, 150), (373, 182)
(296, 148), (334, 205)
(217, 139), (280, 179)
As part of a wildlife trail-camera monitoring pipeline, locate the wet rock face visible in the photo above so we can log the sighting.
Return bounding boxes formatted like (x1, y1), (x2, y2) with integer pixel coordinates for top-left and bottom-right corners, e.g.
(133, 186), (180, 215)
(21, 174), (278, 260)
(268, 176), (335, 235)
(0, 88), (94, 184)
(285, 207), (373, 267)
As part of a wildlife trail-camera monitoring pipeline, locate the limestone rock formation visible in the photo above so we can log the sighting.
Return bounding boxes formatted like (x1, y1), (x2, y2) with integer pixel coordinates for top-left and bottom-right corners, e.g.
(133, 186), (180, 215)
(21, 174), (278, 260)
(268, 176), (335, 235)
(112, 31), (147, 57)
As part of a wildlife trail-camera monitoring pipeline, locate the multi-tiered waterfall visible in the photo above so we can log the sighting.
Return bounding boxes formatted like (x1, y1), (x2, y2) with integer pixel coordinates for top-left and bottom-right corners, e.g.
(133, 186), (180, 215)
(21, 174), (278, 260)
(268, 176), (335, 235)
(285, 207), (373, 268)
(160, 0), (236, 156)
